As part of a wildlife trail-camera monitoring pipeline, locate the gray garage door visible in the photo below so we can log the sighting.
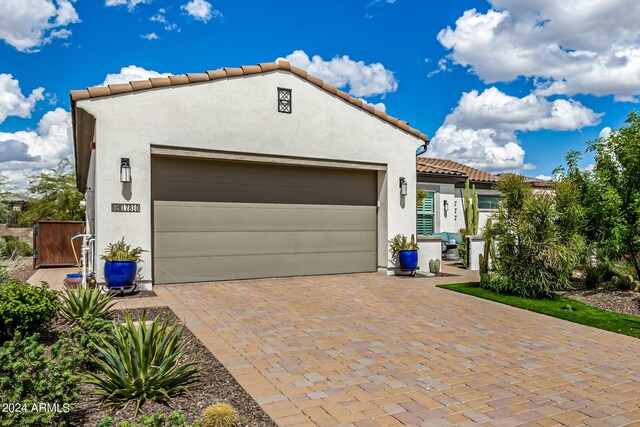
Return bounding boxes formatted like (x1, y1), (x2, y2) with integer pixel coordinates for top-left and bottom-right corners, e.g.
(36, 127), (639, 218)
(152, 156), (377, 284)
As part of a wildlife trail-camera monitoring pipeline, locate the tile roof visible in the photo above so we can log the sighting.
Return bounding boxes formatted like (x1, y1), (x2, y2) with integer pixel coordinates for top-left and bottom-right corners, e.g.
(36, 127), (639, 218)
(70, 61), (428, 142)
(417, 157), (500, 183)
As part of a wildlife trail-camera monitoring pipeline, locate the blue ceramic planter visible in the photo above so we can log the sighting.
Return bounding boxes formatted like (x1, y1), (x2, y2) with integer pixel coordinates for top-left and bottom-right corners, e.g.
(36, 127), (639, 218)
(104, 260), (137, 288)
(398, 250), (418, 271)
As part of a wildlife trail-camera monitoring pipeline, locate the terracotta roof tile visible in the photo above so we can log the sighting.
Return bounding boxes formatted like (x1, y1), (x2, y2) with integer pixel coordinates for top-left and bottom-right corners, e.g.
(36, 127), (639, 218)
(206, 69), (226, 80)
(321, 82), (337, 94)
(70, 89), (90, 100)
(258, 62), (279, 72)
(150, 77), (171, 87)
(169, 75), (189, 85)
(306, 74), (323, 87)
(70, 61), (428, 141)
(290, 66), (308, 79)
(361, 103), (375, 114)
(130, 80), (153, 91)
(417, 157), (499, 183)
(87, 86), (111, 97)
(108, 83), (133, 95)
(240, 65), (262, 75)
(186, 73), (209, 83)
(223, 67), (243, 77)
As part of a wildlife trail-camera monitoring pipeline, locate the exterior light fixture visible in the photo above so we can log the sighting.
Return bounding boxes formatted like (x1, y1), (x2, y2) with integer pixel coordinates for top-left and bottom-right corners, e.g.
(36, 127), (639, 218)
(120, 158), (131, 183)
(399, 177), (408, 196)
(443, 200), (449, 214)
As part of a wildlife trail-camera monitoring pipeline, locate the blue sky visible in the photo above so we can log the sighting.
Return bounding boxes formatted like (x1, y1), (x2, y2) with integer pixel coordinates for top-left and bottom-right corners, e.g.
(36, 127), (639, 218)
(1, 0), (639, 188)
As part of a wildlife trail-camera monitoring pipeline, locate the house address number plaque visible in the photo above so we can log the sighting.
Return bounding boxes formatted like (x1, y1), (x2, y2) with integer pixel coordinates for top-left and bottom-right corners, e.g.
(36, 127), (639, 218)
(111, 203), (141, 213)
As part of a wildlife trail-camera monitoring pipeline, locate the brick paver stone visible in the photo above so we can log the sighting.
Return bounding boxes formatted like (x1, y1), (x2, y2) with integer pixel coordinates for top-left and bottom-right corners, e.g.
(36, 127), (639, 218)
(153, 266), (640, 426)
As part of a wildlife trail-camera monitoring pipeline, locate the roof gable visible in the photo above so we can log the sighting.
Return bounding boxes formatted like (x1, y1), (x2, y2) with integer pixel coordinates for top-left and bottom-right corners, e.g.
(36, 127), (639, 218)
(70, 61), (428, 142)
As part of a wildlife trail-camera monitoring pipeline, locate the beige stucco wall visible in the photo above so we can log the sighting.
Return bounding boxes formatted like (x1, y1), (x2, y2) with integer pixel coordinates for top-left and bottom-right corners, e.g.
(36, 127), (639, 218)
(76, 71), (423, 285)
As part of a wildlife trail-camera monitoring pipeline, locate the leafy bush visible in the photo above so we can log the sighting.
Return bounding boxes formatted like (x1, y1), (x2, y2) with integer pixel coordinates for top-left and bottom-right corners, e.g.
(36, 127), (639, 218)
(0, 280), (61, 340)
(0, 266), (8, 283)
(480, 272), (514, 294)
(69, 316), (116, 369)
(0, 333), (80, 426)
(201, 403), (239, 427)
(100, 237), (146, 262)
(484, 175), (584, 298)
(85, 312), (201, 413)
(61, 287), (116, 321)
(98, 411), (201, 427)
(1, 238), (32, 257)
(584, 265), (611, 289)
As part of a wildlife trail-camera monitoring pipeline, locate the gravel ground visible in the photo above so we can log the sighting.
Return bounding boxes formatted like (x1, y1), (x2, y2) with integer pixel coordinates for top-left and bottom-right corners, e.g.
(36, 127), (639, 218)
(59, 307), (276, 427)
(563, 288), (640, 317)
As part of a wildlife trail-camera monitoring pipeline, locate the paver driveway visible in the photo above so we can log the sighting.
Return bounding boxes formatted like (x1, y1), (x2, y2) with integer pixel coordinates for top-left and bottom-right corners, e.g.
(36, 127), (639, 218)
(155, 273), (640, 427)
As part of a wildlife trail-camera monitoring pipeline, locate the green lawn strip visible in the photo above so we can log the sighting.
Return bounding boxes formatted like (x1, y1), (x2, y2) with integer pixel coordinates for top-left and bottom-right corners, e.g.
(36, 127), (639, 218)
(437, 282), (640, 339)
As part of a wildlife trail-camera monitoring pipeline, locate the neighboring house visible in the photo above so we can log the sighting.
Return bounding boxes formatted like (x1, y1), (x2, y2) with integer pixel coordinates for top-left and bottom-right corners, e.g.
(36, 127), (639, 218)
(1, 194), (30, 226)
(416, 157), (552, 237)
(71, 61), (428, 287)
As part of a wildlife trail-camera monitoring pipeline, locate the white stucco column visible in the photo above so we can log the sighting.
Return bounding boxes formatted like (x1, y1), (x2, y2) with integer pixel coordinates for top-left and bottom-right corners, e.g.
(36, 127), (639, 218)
(418, 235), (442, 273)
(467, 235), (485, 271)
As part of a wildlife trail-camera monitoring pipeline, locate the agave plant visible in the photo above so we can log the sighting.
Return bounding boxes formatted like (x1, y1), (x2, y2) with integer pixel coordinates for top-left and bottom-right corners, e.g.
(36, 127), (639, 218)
(61, 287), (116, 321)
(84, 312), (201, 413)
(100, 237), (146, 262)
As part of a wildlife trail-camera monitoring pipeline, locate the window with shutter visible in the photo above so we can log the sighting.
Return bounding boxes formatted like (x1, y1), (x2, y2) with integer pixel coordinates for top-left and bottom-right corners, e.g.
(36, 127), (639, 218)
(417, 191), (435, 235)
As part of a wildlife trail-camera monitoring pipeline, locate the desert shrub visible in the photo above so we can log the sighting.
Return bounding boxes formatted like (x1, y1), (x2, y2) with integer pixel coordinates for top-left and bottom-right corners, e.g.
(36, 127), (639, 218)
(485, 175), (584, 298)
(201, 403), (239, 427)
(584, 265), (611, 289)
(0, 266), (8, 283)
(98, 411), (200, 427)
(61, 287), (116, 321)
(480, 272), (514, 294)
(0, 333), (80, 426)
(0, 280), (61, 340)
(85, 312), (201, 413)
(1, 238), (32, 257)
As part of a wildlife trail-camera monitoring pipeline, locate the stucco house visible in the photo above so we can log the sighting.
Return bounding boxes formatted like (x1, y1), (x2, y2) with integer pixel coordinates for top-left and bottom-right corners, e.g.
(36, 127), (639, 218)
(416, 157), (552, 238)
(71, 60), (428, 287)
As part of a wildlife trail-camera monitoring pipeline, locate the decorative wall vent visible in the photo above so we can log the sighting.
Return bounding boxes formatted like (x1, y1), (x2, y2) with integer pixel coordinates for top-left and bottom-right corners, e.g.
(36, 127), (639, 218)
(278, 88), (292, 113)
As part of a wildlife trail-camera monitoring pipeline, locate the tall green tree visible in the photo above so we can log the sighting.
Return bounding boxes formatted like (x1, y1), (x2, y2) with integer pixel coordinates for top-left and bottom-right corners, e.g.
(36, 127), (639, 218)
(23, 158), (84, 223)
(584, 111), (640, 279)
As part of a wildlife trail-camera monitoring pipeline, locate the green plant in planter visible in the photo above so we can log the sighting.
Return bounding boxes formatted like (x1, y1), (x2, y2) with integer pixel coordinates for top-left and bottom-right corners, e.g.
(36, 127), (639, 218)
(388, 234), (418, 260)
(100, 237), (146, 262)
(61, 287), (116, 321)
(0, 280), (61, 340)
(84, 312), (201, 413)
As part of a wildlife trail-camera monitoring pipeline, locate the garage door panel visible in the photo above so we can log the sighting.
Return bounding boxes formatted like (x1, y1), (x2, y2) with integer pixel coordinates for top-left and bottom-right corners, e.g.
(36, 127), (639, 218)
(152, 156), (378, 284)
(154, 202), (376, 233)
(154, 251), (376, 284)
(154, 229), (377, 258)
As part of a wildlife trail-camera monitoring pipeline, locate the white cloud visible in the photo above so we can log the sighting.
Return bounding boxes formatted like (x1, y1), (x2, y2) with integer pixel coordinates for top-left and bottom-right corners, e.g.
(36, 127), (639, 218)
(437, 1), (640, 101)
(0, 74), (45, 124)
(141, 32), (158, 40)
(445, 87), (602, 132)
(429, 87), (602, 172)
(181, 0), (221, 22)
(150, 12), (179, 31)
(599, 126), (612, 140)
(280, 50), (398, 98)
(0, 107), (72, 188)
(427, 57), (450, 78)
(0, 0), (80, 52)
(535, 174), (552, 181)
(101, 65), (171, 86)
(105, 0), (150, 11)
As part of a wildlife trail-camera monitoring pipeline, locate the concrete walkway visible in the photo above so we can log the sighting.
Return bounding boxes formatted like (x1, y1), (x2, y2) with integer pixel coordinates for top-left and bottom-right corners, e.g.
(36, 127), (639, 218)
(153, 267), (640, 426)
